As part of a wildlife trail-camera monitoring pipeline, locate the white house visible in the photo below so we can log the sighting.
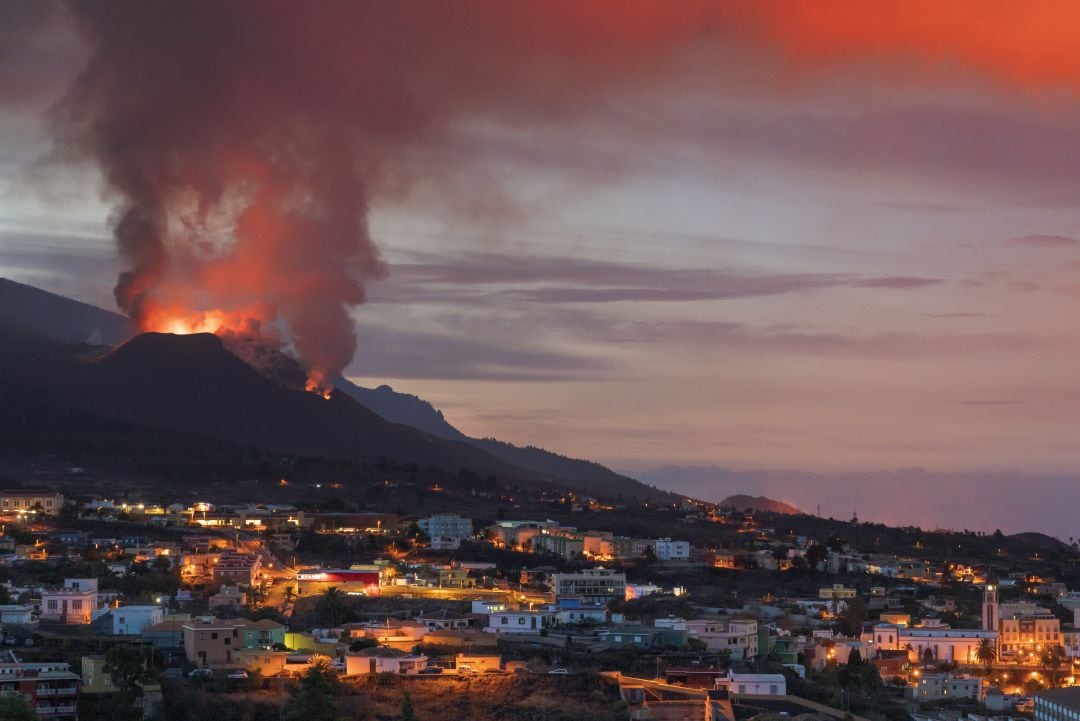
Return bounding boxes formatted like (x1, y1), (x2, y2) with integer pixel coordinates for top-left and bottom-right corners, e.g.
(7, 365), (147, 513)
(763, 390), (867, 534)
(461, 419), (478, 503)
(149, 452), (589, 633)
(40, 579), (98, 624)
(485, 610), (554, 634)
(916, 673), (981, 701)
(549, 599), (607, 625)
(719, 672), (786, 696)
(687, 619), (759, 658)
(653, 538), (690, 561)
(113, 605), (165, 636)
(472, 600), (507, 614)
(0, 605), (33, 624)
(343, 648), (427, 675)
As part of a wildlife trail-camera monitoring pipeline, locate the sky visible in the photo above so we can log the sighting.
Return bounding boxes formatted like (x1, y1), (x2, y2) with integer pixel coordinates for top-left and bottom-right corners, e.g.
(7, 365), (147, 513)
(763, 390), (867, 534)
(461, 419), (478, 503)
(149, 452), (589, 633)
(5, 2), (1080, 527)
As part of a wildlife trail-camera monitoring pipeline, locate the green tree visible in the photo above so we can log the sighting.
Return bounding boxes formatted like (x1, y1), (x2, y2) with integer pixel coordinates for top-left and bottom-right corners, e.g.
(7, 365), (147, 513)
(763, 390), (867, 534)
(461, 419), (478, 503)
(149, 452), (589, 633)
(1040, 645), (1065, 687)
(805, 544), (828, 571)
(349, 636), (379, 652)
(286, 661), (341, 721)
(104, 643), (145, 697)
(975, 637), (996, 674)
(401, 692), (417, 721)
(836, 597), (867, 637)
(0, 694), (37, 721)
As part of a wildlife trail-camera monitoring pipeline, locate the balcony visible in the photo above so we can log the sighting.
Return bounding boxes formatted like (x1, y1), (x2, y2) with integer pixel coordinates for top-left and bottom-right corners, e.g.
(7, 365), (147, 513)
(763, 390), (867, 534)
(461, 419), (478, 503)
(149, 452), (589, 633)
(36, 704), (77, 714)
(37, 687), (56, 696)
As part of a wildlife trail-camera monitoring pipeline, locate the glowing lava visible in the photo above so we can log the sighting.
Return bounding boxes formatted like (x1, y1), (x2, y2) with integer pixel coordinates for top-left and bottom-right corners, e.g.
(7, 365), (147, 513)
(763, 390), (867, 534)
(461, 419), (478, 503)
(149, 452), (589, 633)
(142, 303), (334, 398)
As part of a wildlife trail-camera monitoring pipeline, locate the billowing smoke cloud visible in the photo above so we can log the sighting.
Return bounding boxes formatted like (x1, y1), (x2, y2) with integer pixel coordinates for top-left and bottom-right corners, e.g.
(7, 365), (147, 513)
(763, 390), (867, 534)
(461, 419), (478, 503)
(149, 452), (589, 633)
(44, 1), (730, 391)
(40, 1), (1080, 391)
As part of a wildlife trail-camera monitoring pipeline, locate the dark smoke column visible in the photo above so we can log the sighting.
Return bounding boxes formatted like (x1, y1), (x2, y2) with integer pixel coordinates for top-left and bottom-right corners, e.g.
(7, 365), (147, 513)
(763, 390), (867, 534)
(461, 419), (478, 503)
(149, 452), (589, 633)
(52, 0), (393, 391)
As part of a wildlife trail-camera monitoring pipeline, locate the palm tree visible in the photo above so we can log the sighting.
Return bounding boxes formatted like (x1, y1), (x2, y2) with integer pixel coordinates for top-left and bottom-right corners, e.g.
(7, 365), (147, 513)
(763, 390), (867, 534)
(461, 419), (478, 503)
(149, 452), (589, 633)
(975, 638), (996, 675)
(314, 586), (349, 627)
(283, 584), (297, 604)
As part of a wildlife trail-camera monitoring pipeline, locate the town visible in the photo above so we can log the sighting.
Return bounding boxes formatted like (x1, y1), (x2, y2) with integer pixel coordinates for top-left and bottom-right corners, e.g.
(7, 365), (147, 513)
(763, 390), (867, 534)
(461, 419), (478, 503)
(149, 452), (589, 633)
(0, 483), (1078, 721)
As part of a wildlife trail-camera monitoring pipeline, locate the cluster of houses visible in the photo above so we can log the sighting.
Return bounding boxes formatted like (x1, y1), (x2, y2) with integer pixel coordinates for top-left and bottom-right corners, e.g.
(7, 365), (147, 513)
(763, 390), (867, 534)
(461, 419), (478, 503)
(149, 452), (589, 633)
(8, 490), (1080, 720)
(488, 518), (690, 561)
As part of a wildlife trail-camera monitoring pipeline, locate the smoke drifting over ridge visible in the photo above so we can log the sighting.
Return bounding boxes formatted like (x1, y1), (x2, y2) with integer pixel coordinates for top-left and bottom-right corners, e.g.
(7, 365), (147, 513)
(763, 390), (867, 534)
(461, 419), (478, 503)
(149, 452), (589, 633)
(37, 1), (1080, 389)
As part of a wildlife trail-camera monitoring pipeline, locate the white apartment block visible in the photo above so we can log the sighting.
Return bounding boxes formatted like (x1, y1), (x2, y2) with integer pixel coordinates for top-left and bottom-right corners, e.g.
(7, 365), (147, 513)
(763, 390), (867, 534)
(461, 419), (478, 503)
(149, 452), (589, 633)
(419, 514), (473, 541)
(653, 538), (690, 561)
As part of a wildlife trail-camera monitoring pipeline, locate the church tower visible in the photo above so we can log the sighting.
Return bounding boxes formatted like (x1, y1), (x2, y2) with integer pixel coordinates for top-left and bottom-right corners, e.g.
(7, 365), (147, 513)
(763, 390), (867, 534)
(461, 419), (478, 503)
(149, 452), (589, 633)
(982, 583), (999, 631)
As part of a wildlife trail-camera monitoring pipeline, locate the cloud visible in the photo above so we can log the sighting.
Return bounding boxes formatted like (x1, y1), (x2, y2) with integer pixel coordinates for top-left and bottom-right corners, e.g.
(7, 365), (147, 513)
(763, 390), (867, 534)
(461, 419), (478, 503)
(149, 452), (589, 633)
(348, 322), (605, 382)
(1008, 234), (1080, 248)
(852, 276), (943, 289)
(950, 399), (1020, 406)
(605, 318), (1058, 358)
(388, 252), (942, 305)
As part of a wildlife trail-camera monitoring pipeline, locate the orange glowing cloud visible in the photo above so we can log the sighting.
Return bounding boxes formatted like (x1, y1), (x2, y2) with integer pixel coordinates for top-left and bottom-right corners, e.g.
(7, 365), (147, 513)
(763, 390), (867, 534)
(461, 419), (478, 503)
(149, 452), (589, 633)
(741, 1), (1080, 90)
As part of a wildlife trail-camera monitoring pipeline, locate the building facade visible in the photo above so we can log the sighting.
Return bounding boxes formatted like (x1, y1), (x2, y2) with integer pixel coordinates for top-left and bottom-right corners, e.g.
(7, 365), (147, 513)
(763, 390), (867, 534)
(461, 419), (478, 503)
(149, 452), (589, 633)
(1035, 688), (1080, 721)
(0, 490), (63, 516)
(0, 661), (80, 720)
(999, 613), (1061, 658)
(871, 623), (996, 664)
(39, 579), (100, 625)
(720, 672), (786, 696)
(653, 538), (690, 561)
(113, 605), (164, 636)
(183, 620), (243, 667)
(916, 673), (981, 701)
(485, 610), (553, 634)
(550, 568), (626, 603)
(418, 514), (473, 542)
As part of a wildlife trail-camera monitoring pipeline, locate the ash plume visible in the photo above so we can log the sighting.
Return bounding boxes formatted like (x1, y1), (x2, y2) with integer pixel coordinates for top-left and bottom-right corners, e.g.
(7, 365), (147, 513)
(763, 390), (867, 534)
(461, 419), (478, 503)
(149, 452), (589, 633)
(45, 1), (724, 389)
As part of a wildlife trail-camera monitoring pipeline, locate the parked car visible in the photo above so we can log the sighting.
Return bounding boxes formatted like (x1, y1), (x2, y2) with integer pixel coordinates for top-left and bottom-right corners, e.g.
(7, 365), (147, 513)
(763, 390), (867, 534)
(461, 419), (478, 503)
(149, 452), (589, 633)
(418, 667), (443, 675)
(548, 668), (569, 675)
(227, 670), (249, 680)
(188, 668), (213, 679)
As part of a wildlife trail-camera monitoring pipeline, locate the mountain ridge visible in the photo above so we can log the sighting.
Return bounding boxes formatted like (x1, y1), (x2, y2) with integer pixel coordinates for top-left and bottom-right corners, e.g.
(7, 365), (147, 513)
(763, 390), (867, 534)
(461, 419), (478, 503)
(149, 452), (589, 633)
(0, 278), (674, 502)
(332, 377), (663, 500)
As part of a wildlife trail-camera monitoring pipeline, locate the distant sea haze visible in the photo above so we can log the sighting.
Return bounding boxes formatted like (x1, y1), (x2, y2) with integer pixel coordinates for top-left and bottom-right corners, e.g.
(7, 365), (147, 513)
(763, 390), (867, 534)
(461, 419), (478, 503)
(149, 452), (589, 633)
(633, 465), (1073, 540)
